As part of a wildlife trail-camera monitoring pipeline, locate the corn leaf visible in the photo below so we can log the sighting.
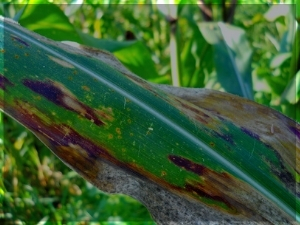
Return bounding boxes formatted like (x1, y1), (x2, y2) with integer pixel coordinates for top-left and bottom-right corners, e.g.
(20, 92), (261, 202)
(0, 17), (299, 223)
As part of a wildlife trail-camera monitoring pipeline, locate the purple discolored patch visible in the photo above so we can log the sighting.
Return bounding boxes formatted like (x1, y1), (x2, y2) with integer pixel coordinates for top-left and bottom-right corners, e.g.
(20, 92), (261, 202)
(213, 131), (234, 145)
(185, 183), (232, 209)
(168, 155), (205, 176)
(289, 126), (300, 140)
(241, 127), (260, 140)
(0, 74), (13, 90)
(55, 125), (111, 159)
(22, 79), (104, 126)
(23, 79), (63, 105)
(11, 35), (29, 47)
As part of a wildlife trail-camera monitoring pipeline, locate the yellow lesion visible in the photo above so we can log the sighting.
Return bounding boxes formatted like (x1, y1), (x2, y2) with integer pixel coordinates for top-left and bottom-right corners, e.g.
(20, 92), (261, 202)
(34, 96), (41, 101)
(82, 86), (90, 92)
(56, 144), (99, 182)
(116, 128), (121, 135)
(95, 107), (114, 122)
(18, 101), (52, 125)
(62, 95), (86, 114)
(61, 126), (72, 139)
(67, 143), (89, 158)
(85, 94), (93, 102)
(161, 171), (167, 177)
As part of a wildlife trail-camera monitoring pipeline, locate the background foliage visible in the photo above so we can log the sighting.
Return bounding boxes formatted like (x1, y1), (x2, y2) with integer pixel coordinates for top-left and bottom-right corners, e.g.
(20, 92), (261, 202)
(0, 0), (299, 224)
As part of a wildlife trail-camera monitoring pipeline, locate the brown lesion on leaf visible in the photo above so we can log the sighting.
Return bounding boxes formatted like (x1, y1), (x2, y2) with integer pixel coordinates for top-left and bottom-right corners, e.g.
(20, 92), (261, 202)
(129, 158), (255, 216)
(164, 86), (300, 184)
(22, 79), (114, 126)
(169, 155), (206, 176)
(56, 144), (100, 181)
(8, 100), (118, 184)
(184, 183), (237, 213)
(95, 107), (114, 122)
(172, 97), (222, 130)
(167, 154), (256, 216)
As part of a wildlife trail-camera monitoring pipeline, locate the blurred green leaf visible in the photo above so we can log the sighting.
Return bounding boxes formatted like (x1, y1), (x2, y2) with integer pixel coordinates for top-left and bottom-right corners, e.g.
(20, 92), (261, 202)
(180, 17), (214, 88)
(264, 4), (290, 21)
(114, 41), (160, 80)
(270, 52), (292, 68)
(290, 25), (300, 79)
(18, 3), (82, 42)
(63, 2), (83, 17)
(199, 22), (253, 99)
(281, 70), (300, 104)
(156, 1), (178, 19)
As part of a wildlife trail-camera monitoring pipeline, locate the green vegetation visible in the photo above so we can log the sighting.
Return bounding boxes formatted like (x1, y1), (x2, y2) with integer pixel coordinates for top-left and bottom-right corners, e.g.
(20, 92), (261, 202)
(1, 1), (298, 224)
